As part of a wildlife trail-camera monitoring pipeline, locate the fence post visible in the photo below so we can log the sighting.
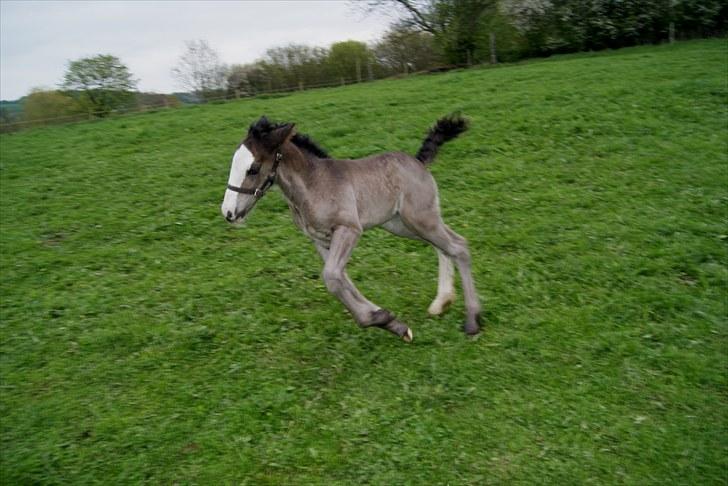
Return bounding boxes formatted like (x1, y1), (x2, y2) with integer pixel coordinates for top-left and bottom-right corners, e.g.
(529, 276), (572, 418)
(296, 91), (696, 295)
(367, 60), (373, 81)
(355, 57), (362, 83)
(298, 81), (304, 91)
(490, 33), (497, 64)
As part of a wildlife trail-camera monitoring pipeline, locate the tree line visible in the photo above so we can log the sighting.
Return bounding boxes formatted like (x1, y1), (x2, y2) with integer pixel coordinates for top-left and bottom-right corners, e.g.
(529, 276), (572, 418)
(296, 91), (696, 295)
(2, 0), (724, 130)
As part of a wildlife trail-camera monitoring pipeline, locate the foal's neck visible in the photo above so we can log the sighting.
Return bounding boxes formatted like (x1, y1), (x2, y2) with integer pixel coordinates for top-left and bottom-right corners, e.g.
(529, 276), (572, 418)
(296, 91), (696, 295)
(276, 142), (316, 206)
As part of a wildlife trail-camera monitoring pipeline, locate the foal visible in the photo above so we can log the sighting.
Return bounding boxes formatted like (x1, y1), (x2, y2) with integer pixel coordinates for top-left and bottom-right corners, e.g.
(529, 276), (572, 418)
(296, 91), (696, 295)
(221, 115), (482, 342)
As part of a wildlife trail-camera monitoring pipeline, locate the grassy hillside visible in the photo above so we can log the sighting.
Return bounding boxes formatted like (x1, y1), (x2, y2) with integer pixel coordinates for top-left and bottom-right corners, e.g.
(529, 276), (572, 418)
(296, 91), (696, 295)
(1, 39), (726, 484)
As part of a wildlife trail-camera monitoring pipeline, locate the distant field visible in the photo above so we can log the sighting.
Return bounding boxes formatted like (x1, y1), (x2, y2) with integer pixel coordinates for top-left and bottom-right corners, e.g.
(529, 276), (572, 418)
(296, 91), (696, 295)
(1, 39), (726, 484)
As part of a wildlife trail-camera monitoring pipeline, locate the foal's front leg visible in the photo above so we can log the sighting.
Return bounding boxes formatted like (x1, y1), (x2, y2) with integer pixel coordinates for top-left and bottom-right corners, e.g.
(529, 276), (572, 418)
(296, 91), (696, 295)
(317, 226), (413, 342)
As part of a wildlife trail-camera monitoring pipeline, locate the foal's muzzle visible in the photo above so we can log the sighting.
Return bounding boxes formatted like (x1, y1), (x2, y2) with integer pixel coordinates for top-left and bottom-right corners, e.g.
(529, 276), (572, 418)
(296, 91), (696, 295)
(224, 208), (248, 224)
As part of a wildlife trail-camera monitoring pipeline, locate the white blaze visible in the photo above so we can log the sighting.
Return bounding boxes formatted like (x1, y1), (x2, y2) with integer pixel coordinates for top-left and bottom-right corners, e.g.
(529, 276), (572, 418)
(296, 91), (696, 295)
(221, 144), (255, 218)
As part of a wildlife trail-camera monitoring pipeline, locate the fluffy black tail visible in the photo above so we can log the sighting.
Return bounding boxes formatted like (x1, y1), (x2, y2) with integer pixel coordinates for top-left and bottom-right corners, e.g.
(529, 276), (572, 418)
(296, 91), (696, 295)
(415, 114), (469, 164)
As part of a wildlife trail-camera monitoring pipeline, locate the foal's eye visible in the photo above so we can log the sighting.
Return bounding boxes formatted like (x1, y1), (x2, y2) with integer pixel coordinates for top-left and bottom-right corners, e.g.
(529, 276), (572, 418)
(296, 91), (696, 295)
(248, 163), (261, 175)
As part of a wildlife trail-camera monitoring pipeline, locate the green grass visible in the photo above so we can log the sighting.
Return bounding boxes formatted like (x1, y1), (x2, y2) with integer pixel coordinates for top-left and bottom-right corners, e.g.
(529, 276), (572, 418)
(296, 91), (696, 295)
(1, 39), (726, 484)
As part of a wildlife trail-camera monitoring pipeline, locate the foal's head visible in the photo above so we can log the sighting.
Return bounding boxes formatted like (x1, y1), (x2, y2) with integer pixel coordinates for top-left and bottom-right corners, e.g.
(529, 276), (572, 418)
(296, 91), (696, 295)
(221, 117), (295, 225)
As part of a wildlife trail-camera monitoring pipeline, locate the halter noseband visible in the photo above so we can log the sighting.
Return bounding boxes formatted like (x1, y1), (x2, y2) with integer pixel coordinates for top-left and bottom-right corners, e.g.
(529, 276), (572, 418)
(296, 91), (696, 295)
(226, 151), (283, 199)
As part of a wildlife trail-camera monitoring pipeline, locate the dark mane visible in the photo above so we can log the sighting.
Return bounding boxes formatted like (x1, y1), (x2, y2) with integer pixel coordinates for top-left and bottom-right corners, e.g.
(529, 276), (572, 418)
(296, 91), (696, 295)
(291, 133), (329, 159)
(249, 116), (329, 159)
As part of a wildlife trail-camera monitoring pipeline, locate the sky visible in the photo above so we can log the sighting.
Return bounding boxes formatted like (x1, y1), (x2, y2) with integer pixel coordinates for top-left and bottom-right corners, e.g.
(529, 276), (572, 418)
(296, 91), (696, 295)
(0, 0), (394, 101)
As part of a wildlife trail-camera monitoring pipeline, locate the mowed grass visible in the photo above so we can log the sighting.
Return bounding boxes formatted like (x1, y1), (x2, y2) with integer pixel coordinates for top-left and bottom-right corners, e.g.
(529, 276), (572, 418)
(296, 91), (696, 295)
(1, 39), (726, 484)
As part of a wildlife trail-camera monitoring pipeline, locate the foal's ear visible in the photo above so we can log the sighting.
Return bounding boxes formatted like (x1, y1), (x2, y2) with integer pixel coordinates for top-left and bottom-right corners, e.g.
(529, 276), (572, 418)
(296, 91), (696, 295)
(264, 123), (296, 150)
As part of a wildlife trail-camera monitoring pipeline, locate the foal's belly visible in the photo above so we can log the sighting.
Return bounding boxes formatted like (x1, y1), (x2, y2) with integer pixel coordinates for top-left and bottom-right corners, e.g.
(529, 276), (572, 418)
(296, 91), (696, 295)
(355, 191), (401, 230)
(360, 211), (396, 230)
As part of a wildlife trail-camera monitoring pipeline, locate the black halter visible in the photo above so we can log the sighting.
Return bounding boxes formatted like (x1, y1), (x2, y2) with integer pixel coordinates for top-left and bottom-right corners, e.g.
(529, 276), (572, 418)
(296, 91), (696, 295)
(226, 151), (283, 199)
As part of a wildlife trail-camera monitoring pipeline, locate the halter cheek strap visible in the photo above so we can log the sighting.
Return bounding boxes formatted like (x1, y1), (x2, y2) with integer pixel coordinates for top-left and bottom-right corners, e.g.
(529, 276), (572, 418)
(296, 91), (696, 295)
(226, 151), (283, 199)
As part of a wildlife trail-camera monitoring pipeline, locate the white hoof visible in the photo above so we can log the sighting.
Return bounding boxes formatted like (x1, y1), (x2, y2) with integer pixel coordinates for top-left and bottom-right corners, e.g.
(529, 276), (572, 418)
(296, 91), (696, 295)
(428, 294), (455, 316)
(402, 328), (413, 343)
(428, 302), (444, 315)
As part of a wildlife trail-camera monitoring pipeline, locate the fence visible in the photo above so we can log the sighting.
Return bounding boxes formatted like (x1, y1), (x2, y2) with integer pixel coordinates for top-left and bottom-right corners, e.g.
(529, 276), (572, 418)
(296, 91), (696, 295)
(0, 69), (428, 133)
(0, 40), (517, 134)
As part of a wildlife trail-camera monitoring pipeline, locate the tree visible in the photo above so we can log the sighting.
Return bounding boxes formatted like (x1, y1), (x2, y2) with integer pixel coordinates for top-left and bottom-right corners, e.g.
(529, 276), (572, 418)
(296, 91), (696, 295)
(365, 0), (725, 63)
(171, 40), (228, 101)
(263, 44), (330, 88)
(502, 0), (725, 55)
(363, 0), (498, 64)
(374, 26), (441, 73)
(234, 61), (276, 95)
(23, 88), (85, 126)
(61, 54), (137, 116)
(673, 0), (727, 38)
(327, 40), (373, 82)
(226, 64), (254, 98)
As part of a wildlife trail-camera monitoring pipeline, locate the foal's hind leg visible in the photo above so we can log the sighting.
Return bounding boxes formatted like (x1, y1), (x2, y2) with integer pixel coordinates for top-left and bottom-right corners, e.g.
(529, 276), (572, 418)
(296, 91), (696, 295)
(316, 226), (413, 342)
(381, 218), (455, 316)
(399, 214), (482, 335)
(428, 250), (456, 316)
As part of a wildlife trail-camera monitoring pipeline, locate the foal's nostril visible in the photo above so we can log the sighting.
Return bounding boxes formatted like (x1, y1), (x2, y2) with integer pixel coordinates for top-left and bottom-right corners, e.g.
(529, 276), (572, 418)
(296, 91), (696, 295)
(225, 210), (234, 221)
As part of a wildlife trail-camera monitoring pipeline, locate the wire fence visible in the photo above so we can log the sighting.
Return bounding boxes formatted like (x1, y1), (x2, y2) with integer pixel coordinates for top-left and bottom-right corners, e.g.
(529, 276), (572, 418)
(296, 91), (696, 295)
(0, 31), (571, 133)
(0, 71), (426, 133)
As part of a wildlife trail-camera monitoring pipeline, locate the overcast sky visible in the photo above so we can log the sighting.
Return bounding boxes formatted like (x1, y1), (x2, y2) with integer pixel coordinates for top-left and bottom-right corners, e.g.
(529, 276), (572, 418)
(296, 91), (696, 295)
(0, 0), (394, 100)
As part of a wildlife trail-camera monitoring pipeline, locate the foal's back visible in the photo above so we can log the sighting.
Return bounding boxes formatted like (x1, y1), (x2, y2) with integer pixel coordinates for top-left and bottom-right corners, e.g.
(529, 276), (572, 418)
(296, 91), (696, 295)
(314, 151), (439, 229)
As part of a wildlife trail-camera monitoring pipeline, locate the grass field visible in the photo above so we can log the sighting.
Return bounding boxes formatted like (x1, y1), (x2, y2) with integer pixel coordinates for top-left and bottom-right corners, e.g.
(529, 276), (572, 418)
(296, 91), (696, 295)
(1, 39), (726, 484)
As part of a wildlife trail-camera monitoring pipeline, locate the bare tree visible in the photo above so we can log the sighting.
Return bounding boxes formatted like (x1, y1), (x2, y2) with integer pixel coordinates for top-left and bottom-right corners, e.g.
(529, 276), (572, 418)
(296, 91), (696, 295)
(359, 0), (497, 64)
(374, 25), (440, 73)
(171, 40), (228, 101)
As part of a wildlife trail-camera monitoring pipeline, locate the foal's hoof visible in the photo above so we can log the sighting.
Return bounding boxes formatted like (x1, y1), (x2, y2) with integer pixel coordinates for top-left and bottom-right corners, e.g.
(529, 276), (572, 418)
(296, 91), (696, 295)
(370, 311), (413, 342)
(463, 313), (482, 336)
(384, 319), (413, 343)
(403, 327), (414, 343)
(427, 293), (455, 316)
(463, 323), (480, 336)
